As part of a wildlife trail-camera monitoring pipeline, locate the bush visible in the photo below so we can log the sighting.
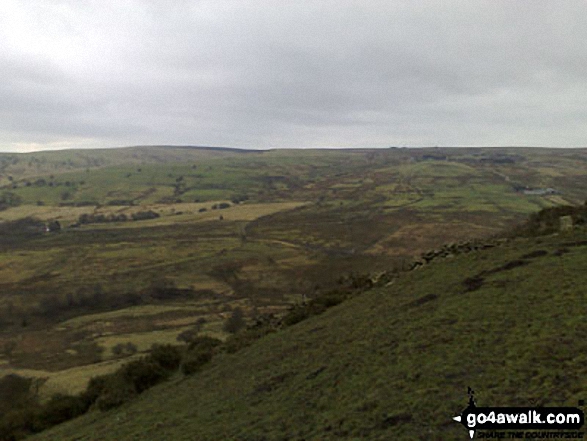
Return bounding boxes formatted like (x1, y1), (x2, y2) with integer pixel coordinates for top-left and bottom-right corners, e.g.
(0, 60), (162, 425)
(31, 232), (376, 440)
(231, 194), (249, 204)
(0, 218), (45, 244)
(281, 305), (310, 327)
(463, 275), (484, 292)
(0, 377), (91, 439)
(176, 319), (206, 344)
(181, 348), (214, 375)
(0, 407), (40, 440)
(107, 199), (134, 206)
(46, 220), (61, 232)
(112, 342), (138, 357)
(121, 359), (168, 394)
(187, 336), (222, 352)
(93, 375), (137, 411)
(0, 192), (22, 211)
(110, 213), (128, 222)
(0, 374), (34, 414)
(131, 210), (160, 221)
(223, 307), (246, 334)
(148, 344), (182, 371)
(309, 290), (347, 311)
(35, 394), (89, 431)
(83, 375), (110, 405)
(86, 351), (178, 412)
(222, 325), (276, 354)
(78, 213), (92, 224)
(181, 337), (221, 375)
(177, 329), (198, 344)
(281, 289), (351, 327)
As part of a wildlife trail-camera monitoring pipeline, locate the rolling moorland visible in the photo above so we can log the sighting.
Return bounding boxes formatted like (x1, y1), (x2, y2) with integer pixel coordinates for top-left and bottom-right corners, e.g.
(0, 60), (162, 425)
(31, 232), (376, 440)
(0, 146), (586, 439)
(29, 213), (587, 440)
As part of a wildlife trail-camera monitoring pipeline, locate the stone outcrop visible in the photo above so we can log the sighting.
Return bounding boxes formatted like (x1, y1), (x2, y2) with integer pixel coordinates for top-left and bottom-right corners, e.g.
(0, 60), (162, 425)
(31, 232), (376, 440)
(408, 238), (509, 271)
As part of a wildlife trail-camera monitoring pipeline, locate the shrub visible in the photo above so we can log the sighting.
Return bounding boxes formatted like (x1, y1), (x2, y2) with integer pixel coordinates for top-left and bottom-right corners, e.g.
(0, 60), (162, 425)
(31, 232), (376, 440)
(148, 344), (182, 371)
(181, 337), (221, 375)
(281, 290), (350, 327)
(309, 290), (346, 310)
(147, 280), (194, 301)
(131, 210), (160, 221)
(187, 336), (222, 352)
(0, 377), (91, 439)
(93, 375), (137, 411)
(222, 325), (276, 354)
(181, 348), (214, 375)
(86, 353), (176, 412)
(281, 305), (310, 327)
(110, 213), (128, 222)
(34, 394), (89, 431)
(46, 220), (61, 232)
(0, 374), (34, 414)
(121, 359), (168, 394)
(112, 342), (138, 357)
(176, 319), (206, 344)
(463, 275), (484, 292)
(0, 218), (45, 243)
(83, 375), (110, 405)
(107, 199), (134, 206)
(78, 213), (92, 224)
(0, 192), (22, 211)
(231, 194), (249, 204)
(0, 407), (40, 440)
(223, 307), (246, 334)
(177, 329), (198, 344)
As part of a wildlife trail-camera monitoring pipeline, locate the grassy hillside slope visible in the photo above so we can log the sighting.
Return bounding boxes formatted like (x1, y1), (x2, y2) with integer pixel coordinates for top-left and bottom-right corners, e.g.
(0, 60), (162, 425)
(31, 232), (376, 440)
(2, 146), (587, 417)
(33, 227), (587, 440)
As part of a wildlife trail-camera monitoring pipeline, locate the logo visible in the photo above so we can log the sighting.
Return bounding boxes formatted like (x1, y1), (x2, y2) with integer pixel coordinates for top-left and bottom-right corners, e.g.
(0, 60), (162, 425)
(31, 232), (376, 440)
(453, 388), (585, 439)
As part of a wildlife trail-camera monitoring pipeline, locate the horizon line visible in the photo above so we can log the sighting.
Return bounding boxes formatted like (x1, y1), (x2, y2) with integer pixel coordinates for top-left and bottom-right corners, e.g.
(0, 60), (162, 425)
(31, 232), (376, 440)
(2, 144), (587, 154)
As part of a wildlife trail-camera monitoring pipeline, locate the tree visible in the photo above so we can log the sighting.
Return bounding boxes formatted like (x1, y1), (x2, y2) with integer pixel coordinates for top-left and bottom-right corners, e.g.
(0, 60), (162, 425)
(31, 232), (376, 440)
(46, 220), (61, 232)
(0, 192), (22, 211)
(223, 307), (246, 334)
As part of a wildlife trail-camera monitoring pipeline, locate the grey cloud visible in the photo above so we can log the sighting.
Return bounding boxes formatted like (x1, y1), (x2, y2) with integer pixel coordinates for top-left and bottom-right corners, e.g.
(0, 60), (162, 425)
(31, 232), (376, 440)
(1, 0), (587, 151)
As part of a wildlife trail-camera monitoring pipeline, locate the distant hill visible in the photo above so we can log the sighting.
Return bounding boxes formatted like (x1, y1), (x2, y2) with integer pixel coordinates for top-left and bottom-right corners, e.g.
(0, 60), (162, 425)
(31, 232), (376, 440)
(32, 225), (587, 440)
(0, 146), (254, 182)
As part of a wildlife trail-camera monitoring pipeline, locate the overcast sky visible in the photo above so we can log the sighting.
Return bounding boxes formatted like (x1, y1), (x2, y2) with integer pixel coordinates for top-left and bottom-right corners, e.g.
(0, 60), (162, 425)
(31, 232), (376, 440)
(1, 1), (587, 152)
